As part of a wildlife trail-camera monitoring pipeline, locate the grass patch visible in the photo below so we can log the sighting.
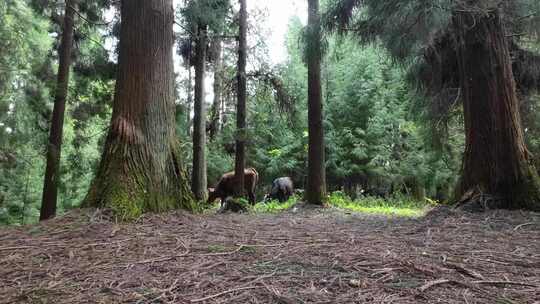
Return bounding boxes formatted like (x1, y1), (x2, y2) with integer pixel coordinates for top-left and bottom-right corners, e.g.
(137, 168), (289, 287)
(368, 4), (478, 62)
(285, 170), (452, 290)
(209, 191), (432, 217)
(207, 244), (229, 253)
(239, 245), (257, 254)
(328, 191), (431, 217)
(252, 196), (299, 213)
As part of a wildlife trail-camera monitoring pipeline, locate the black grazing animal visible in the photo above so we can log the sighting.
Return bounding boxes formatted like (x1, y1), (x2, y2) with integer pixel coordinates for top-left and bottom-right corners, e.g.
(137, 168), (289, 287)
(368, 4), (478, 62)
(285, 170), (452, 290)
(208, 168), (259, 205)
(265, 177), (294, 203)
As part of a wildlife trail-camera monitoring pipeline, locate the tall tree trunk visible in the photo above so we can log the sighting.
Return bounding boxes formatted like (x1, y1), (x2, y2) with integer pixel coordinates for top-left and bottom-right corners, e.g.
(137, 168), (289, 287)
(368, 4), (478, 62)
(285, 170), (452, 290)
(186, 58), (192, 137)
(84, 0), (193, 219)
(40, 0), (76, 221)
(234, 0), (247, 198)
(453, 7), (540, 211)
(221, 92), (228, 130)
(305, 0), (326, 205)
(192, 24), (208, 201)
(209, 38), (222, 141)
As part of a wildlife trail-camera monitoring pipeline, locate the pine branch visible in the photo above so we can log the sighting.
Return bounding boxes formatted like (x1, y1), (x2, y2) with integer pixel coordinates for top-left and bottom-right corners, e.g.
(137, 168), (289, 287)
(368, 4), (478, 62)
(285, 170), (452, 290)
(73, 27), (107, 50)
(68, 5), (114, 27)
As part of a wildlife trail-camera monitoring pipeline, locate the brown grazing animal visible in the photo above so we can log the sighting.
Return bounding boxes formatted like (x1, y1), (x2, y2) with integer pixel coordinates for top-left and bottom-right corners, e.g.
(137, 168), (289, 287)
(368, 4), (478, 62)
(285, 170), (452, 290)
(208, 168), (259, 205)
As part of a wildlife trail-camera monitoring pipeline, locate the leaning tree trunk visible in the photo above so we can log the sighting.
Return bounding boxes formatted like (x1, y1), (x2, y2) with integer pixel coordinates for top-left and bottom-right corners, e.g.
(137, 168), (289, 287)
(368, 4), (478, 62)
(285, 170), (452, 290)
(84, 0), (193, 219)
(192, 24), (208, 201)
(453, 7), (540, 211)
(209, 38), (222, 141)
(305, 0), (326, 205)
(234, 0), (247, 198)
(40, 0), (76, 221)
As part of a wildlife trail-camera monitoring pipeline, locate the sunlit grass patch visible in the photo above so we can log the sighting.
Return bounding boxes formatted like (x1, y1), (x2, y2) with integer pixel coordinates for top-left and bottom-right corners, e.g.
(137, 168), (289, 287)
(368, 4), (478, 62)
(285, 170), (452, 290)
(328, 191), (430, 217)
(223, 191), (432, 217)
(253, 196), (299, 213)
(331, 202), (425, 217)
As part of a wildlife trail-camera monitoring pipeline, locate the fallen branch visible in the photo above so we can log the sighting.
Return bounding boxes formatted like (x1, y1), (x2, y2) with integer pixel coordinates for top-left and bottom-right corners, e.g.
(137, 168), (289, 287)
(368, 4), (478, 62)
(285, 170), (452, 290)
(471, 280), (538, 288)
(419, 279), (470, 292)
(0, 246), (36, 251)
(445, 262), (485, 280)
(513, 222), (535, 231)
(419, 278), (538, 292)
(0, 239), (132, 251)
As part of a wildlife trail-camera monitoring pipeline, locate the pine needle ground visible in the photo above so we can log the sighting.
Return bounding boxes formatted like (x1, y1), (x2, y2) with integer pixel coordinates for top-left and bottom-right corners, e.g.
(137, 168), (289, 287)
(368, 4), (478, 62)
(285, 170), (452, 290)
(0, 207), (538, 303)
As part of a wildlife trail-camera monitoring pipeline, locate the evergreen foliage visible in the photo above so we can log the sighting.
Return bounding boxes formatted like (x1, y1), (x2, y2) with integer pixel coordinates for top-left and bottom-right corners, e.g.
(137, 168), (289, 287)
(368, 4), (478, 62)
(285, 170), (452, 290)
(1, 0), (113, 224)
(181, 0), (230, 31)
(203, 17), (463, 202)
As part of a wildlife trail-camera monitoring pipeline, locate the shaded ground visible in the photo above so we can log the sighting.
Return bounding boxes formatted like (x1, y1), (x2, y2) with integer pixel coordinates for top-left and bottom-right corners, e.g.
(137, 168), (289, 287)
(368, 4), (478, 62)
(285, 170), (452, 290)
(0, 206), (539, 304)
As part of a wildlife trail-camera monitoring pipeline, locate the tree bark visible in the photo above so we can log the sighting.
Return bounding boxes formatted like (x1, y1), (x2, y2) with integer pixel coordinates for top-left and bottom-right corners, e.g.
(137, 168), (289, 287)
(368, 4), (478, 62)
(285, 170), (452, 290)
(453, 7), (540, 211)
(234, 0), (247, 198)
(209, 38), (222, 141)
(84, 0), (194, 219)
(192, 24), (208, 201)
(40, 0), (76, 221)
(305, 0), (326, 205)
(186, 57), (192, 137)
(221, 90), (228, 131)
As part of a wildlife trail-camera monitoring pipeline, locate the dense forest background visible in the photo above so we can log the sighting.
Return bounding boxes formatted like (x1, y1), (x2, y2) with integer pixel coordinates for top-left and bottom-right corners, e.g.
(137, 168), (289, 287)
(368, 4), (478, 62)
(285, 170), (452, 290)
(1, 0), (540, 224)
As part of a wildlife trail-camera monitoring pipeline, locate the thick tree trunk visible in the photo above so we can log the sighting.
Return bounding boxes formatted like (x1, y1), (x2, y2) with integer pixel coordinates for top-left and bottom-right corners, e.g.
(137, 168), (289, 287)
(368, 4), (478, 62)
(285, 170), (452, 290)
(40, 0), (76, 221)
(84, 0), (193, 219)
(192, 25), (208, 201)
(453, 7), (540, 211)
(234, 0), (247, 198)
(305, 0), (326, 205)
(209, 38), (222, 141)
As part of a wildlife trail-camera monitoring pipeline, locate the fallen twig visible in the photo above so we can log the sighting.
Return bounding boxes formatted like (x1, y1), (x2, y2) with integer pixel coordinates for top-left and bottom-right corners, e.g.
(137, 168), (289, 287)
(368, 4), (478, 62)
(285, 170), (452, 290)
(0, 246), (36, 251)
(419, 278), (538, 293)
(419, 279), (470, 292)
(445, 262), (485, 280)
(513, 222), (535, 231)
(471, 280), (538, 288)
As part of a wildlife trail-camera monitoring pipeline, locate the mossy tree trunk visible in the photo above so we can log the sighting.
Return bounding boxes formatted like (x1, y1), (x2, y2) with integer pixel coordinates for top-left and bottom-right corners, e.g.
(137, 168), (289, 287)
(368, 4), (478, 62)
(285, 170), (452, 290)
(305, 0), (326, 205)
(453, 7), (540, 211)
(40, 0), (76, 221)
(84, 0), (194, 219)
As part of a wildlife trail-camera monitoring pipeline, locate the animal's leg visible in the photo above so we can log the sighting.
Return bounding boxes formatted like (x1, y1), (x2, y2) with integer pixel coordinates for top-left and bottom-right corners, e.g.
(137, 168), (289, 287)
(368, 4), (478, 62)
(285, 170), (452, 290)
(248, 190), (256, 205)
(220, 196), (226, 207)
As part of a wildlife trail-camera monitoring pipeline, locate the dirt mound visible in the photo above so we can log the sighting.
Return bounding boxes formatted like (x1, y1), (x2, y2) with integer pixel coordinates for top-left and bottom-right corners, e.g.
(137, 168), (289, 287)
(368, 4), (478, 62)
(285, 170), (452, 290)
(0, 208), (539, 303)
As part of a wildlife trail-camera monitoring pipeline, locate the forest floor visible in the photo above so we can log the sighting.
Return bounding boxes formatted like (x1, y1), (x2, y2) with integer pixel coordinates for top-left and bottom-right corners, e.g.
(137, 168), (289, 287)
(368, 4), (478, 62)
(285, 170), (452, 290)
(0, 205), (539, 304)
